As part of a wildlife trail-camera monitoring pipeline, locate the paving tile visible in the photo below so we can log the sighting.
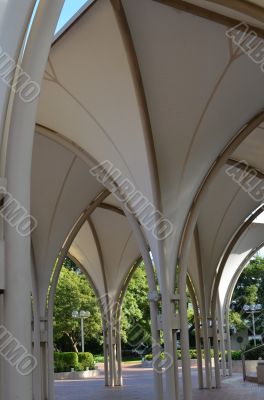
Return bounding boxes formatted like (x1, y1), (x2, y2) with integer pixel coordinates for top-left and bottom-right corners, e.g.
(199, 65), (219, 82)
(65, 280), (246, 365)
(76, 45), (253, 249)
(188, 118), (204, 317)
(55, 368), (264, 400)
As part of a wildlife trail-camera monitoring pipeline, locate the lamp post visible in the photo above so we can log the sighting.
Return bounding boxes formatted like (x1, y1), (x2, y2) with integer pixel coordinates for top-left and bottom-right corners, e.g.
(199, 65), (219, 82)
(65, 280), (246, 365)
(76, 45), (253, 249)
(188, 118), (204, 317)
(243, 304), (262, 346)
(72, 310), (90, 352)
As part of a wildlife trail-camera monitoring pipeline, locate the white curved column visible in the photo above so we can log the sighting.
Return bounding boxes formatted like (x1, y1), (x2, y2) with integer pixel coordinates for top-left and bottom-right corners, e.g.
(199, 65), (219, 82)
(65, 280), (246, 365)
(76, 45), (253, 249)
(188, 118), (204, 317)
(101, 185), (164, 399)
(108, 314), (115, 388)
(201, 318), (212, 388)
(0, 294), (3, 400)
(224, 289), (234, 377)
(213, 319), (221, 389)
(187, 279), (203, 389)
(217, 299), (227, 377)
(129, 249), (164, 397)
(0, 0), (35, 157)
(179, 275), (192, 400)
(31, 253), (42, 400)
(122, 218), (164, 399)
(225, 305), (233, 377)
(115, 321), (123, 386)
(3, 1), (64, 399)
(45, 195), (108, 398)
(114, 305), (123, 387)
(194, 315), (203, 389)
(194, 228), (212, 388)
(212, 316), (221, 388)
(102, 320), (109, 386)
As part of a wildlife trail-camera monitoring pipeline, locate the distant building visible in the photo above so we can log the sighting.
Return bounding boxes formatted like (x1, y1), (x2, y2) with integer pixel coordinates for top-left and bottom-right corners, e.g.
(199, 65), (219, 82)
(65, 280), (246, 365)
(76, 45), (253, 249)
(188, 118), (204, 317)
(231, 330), (249, 351)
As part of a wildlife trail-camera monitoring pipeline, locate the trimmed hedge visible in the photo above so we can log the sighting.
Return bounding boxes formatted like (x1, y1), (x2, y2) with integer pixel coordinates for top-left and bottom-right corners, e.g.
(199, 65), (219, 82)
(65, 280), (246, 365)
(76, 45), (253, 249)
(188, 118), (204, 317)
(77, 352), (95, 371)
(144, 354), (153, 361)
(54, 353), (78, 372)
(54, 352), (95, 372)
(230, 351), (242, 360)
(144, 350), (243, 361)
(145, 352), (166, 361)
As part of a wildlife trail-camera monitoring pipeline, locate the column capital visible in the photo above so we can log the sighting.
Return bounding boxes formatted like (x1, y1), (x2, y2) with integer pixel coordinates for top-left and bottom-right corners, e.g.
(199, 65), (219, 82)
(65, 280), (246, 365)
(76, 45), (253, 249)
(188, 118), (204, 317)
(148, 291), (161, 302)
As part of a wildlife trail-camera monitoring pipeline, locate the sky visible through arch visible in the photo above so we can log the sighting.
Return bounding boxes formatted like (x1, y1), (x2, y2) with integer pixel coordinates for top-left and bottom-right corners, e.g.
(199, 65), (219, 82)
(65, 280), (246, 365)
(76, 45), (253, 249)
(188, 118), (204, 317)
(253, 211), (264, 257)
(56, 0), (94, 34)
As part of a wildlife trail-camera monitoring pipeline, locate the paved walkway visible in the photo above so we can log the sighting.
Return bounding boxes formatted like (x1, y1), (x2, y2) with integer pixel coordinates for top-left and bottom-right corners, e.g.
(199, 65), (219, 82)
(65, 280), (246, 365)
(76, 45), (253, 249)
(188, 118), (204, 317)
(55, 367), (264, 400)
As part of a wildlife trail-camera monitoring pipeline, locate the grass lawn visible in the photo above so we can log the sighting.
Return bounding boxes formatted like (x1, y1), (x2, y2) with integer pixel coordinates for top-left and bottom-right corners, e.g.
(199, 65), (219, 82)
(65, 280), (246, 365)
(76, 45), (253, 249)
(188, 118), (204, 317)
(94, 355), (141, 364)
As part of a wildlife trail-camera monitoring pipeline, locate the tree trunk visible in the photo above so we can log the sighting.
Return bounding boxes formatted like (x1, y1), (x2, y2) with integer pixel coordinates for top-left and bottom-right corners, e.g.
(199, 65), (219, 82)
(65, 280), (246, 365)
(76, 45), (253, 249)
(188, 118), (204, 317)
(64, 332), (79, 352)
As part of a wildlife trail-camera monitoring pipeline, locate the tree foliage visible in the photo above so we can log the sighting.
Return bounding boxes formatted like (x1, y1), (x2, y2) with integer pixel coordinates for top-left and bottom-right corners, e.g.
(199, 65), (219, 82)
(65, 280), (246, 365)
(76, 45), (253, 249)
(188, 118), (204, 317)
(230, 256), (264, 334)
(54, 259), (196, 354)
(229, 310), (246, 331)
(121, 262), (151, 347)
(53, 263), (102, 352)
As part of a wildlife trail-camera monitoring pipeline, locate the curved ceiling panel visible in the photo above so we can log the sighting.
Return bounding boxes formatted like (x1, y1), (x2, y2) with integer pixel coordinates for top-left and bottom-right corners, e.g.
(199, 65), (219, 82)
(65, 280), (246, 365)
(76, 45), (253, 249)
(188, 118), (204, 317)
(69, 220), (106, 297)
(31, 131), (103, 306)
(219, 222), (264, 308)
(196, 163), (263, 308)
(32, 0), (264, 305)
(232, 125), (264, 174)
(38, 0), (155, 208)
(123, 0), (264, 274)
(90, 207), (140, 299)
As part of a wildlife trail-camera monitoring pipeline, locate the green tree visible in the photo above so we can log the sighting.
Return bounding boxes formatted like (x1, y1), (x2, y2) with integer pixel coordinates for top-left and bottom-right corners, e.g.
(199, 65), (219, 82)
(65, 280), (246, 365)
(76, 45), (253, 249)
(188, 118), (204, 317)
(121, 262), (151, 347)
(229, 310), (246, 331)
(53, 262), (102, 352)
(245, 284), (258, 305)
(54, 259), (199, 355)
(231, 256), (264, 333)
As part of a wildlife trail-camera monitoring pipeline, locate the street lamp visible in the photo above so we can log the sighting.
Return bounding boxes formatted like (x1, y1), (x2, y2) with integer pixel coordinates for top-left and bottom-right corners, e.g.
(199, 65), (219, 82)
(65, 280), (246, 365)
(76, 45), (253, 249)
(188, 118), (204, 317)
(243, 304), (262, 346)
(72, 310), (90, 352)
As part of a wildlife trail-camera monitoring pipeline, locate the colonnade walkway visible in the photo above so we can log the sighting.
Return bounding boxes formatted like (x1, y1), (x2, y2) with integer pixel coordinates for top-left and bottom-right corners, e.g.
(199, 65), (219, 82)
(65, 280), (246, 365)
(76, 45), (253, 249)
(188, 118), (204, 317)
(55, 366), (264, 400)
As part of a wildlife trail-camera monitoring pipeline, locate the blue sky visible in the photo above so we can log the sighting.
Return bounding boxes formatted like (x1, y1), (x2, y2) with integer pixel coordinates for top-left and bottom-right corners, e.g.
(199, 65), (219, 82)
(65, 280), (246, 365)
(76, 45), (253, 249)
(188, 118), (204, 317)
(56, 0), (93, 33)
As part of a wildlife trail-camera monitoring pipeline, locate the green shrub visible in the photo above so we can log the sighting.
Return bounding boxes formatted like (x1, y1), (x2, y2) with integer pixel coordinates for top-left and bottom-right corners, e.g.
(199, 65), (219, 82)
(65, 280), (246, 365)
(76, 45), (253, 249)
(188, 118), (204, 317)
(231, 351), (242, 360)
(144, 352), (166, 361)
(200, 349), (214, 358)
(54, 352), (79, 372)
(144, 354), (153, 361)
(189, 350), (197, 359)
(144, 350), (198, 361)
(142, 349), (244, 362)
(94, 355), (104, 363)
(77, 352), (95, 371)
(142, 349), (243, 362)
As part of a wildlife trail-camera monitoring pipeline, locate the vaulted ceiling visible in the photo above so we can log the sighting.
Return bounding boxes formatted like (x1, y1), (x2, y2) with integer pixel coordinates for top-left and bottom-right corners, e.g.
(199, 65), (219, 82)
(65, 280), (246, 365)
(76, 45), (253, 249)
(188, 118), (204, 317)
(31, 0), (264, 308)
